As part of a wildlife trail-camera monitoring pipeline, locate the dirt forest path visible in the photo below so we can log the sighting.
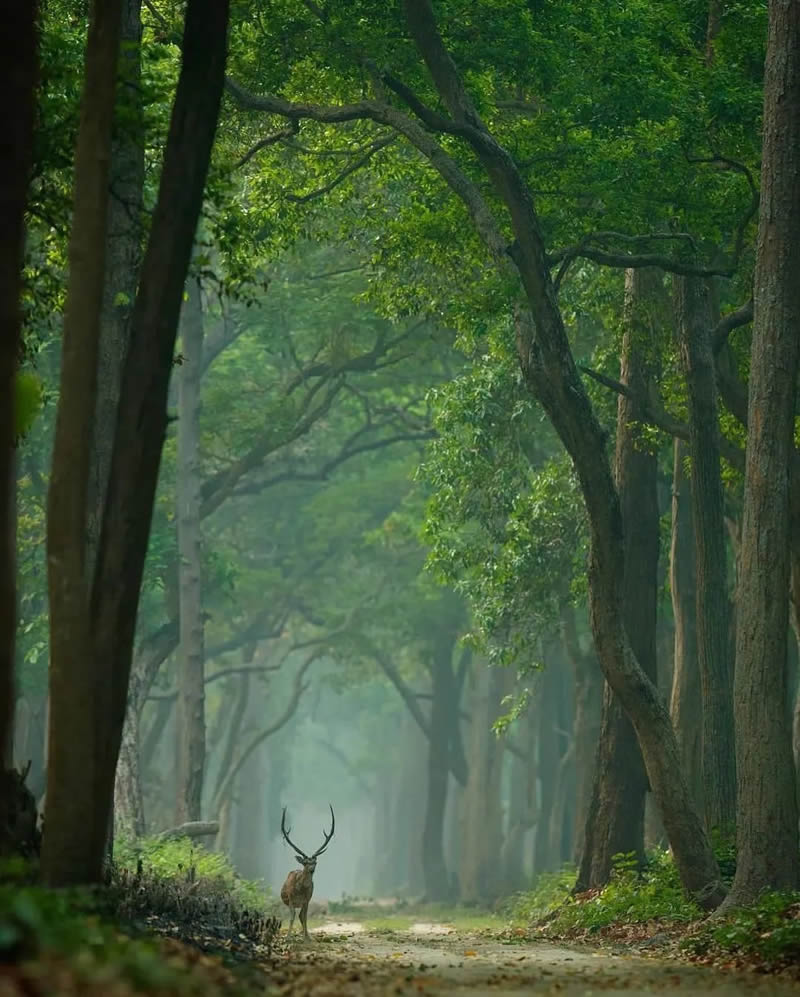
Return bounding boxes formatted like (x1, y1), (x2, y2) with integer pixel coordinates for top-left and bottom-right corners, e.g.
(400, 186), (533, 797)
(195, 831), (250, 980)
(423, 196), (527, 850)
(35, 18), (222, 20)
(261, 921), (800, 996)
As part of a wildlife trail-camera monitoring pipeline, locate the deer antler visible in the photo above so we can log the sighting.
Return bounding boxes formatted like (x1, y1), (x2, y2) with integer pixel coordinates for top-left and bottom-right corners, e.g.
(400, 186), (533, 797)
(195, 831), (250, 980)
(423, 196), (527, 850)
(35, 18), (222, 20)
(280, 804), (335, 860)
(281, 806), (310, 859)
(309, 804), (335, 858)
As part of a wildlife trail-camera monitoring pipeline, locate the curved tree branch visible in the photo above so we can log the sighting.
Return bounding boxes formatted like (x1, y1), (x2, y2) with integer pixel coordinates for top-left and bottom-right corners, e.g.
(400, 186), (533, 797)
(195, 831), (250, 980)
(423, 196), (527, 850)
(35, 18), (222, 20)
(211, 649), (320, 811)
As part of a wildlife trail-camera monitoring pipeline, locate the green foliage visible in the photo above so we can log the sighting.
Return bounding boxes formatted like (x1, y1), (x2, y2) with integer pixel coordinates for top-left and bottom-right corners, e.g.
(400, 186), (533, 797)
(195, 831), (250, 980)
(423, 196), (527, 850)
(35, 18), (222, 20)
(502, 866), (577, 924)
(14, 371), (44, 442)
(114, 834), (271, 913)
(421, 351), (586, 664)
(684, 892), (800, 967)
(0, 883), (205, 993)
(509, 851), (701, 935)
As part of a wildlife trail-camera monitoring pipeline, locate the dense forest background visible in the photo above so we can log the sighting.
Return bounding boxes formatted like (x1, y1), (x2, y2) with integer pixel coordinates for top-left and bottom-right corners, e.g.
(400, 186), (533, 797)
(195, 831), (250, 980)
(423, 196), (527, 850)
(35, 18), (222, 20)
(4, 0), (800, 936)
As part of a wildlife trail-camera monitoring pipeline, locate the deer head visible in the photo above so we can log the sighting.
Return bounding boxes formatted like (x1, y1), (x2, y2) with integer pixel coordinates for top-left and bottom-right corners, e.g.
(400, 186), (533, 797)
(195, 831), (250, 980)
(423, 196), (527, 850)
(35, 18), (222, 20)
(280, 804), (335, 875)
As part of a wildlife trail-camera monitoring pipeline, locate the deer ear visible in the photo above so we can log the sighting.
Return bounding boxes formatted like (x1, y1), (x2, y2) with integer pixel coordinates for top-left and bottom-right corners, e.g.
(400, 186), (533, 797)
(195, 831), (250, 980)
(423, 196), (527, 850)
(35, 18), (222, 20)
(295, 854), (305, 864)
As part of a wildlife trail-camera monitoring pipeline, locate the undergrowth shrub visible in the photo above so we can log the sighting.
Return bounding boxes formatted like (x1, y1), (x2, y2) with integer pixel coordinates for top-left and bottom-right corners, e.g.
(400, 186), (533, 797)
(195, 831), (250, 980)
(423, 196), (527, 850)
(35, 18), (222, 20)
(684, 891), (800, 967)
(0, 881), (228, 994)
(109, 834), (281, 949)
(508, 850), (701, 935)
(114, 834), (272, 913)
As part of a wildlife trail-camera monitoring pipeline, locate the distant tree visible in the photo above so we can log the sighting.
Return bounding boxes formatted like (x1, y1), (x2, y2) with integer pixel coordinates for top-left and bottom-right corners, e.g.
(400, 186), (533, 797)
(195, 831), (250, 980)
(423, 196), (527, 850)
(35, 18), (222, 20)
(0, 0), (39, 796)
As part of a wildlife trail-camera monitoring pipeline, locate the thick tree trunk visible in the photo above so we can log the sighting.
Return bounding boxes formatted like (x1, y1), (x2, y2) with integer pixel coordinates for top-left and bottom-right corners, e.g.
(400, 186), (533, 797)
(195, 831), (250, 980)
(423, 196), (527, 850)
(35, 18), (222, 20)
(42, 0), (124, 886)
(175, 278), (206, 823)
(726, 0), (800, 904)
(44, 0), (229, 886)
(0, 4), (38, 767)
(577, 268), (660, 888)
(668, 439), (703, 814)
(674, 275), (735, 832)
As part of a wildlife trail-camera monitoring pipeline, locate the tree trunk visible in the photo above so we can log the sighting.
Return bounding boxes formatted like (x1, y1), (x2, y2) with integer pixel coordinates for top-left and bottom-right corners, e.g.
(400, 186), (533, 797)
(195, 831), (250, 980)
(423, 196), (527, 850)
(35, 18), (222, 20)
(577, 268), (660, 889)
(561, 607), (602, 865)
(175, 278), (206, 823)
(44, 0), (230, 886)
(0, 4), (38, 768)
(674, 275), (736, 832)
(421, 640), (456, 901)
(726, 0), (800, 904)
(86, 0), (144, 573)
(668, 439), (703, 815)
(534, 660), (560, 875)
(42, 0), (124, 887)
(460, 662), (506, 902)
(402, 0), (722, 906)
(115, 625), (178, 833)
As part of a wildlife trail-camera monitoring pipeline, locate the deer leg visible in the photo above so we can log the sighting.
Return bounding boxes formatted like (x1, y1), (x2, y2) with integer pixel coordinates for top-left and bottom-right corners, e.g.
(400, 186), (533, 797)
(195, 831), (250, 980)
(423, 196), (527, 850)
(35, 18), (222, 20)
(300, 901), (309, 939)
(287, 906), (296, 935)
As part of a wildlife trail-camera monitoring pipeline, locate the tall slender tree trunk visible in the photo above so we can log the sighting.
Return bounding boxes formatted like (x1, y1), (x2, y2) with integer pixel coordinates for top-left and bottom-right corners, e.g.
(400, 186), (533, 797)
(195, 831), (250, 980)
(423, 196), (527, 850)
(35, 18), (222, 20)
(44, 0), (230, 886)
(86, 0), (144, 572)
(534, 659), (560, 875)
(421, 639), (457, 901)
(725, 0), (800, 905)
(675, 275), (735, 832)
(547, 653), (576, 865)
(175, 278), (206, 823)
(42, 0), (124, 886)
(0, 0), (38, 813)
(115, 623), (177, 833)
(668, 439), (703, 814)
(577, 268), (660, 889)
(561, 608), (601, 865)
(459, 663), (506, 901)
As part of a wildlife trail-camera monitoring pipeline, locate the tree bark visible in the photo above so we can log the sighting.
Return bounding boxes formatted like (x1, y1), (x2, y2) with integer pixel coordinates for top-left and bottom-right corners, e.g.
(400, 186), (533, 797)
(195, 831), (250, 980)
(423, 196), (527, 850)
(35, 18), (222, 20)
(534, 659), (560, 875)
(725, 0), (800, 904)
(0, 2), (38, 769)
(421, 637), (458, 901)
(44, 0), (230, 886)
(459, 662), (506, 902)
(577, 268), (660, 889)
(668, 439), (703, 814)
(42, 0), (124, 886)
(402, 0), (723, 907)
(115, 621), (178, 834)
(86, 0), (144, 573)
(175, 278), (206, 823)
(561, 607), (602, 865)
(674, 275), (735, 832)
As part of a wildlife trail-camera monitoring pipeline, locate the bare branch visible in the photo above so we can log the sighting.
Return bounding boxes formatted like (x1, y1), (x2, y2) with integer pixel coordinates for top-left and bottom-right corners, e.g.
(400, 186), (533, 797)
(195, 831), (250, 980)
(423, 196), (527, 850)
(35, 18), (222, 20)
(547, 243), (733, 278)
(155, 820), (220, 840)
(234, 119), (300, 169)
(212, 650), (320, 810)
(711, 298), (753, 355)
(224, 76), (511, 263)
(285, 135), (396, 203)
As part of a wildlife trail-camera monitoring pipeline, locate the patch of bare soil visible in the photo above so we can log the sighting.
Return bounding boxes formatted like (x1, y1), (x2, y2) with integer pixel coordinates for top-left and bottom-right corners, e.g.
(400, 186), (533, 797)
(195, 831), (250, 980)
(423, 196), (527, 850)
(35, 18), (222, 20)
(261, 925), (800, 996)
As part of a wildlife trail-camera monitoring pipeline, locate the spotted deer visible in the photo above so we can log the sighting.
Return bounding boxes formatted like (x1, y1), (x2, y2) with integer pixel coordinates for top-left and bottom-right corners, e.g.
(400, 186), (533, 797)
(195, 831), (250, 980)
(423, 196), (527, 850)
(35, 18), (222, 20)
(279, 804), (335, 939)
